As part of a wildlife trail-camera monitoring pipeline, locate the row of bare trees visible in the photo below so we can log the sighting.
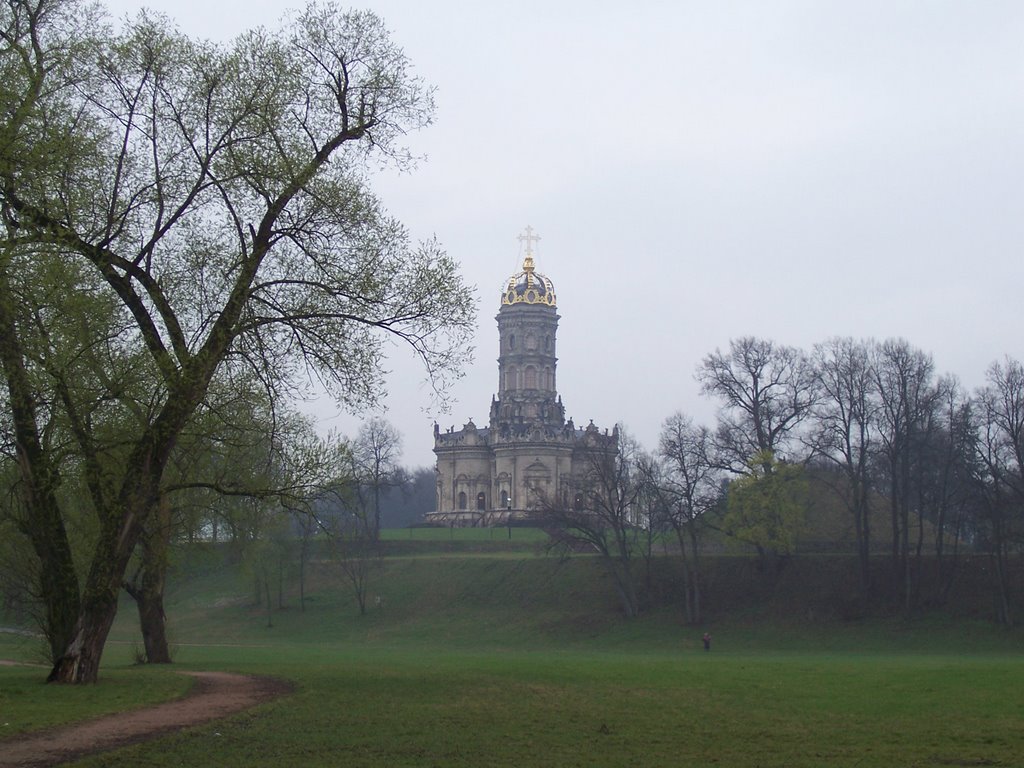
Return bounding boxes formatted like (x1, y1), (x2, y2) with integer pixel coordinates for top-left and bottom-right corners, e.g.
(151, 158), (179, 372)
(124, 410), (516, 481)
(544, 336), (1024, 627)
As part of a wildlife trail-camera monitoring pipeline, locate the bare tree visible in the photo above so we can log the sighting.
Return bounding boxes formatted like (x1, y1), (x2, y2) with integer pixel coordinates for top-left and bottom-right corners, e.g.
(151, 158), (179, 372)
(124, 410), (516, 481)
(539, 428), (642, 618)
(871, 339), (937, 611)
(916, 376), (975, 602)
(971, 357), (1024, 625)
(697, 337), (818, 475)
(657, 412), (720, 624)
(811, 337), (877, 599)
(352, 418), (404, 541)
(322, 464), (378, 617)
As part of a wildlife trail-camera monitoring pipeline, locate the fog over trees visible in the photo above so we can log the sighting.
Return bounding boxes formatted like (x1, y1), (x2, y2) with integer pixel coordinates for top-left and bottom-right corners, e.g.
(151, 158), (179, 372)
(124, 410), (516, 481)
(461, 328), (1009, 627)
(647, 337), (1024, 624)
(2, 0), (1023, 692)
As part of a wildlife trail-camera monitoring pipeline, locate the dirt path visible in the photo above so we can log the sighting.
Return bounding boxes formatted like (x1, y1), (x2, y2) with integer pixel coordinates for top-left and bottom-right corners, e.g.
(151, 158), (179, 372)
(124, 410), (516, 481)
(0, 670), (293, 767)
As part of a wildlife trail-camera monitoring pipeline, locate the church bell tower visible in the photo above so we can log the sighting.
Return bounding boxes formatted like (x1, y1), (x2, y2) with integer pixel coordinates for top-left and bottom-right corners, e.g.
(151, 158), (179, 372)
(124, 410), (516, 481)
(431, 226), (617, 525)
(490, 226), (565, 432)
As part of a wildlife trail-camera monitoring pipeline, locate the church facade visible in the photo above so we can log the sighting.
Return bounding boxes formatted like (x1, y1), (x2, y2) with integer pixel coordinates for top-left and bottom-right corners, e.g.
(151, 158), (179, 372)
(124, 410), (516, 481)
(429, 229), (618, 526)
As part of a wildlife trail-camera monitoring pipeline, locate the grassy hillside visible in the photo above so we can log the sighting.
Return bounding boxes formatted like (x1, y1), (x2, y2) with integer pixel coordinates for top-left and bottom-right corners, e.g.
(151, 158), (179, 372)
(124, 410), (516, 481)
(4, 536), (1022, 660)
(3, 542), (1024, 767)
(91, 540), (1024, 656)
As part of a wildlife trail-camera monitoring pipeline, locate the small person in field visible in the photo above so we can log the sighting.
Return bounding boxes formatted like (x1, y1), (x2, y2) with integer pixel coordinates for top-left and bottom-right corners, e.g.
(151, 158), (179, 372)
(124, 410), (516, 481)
(702, 632), (711, 651)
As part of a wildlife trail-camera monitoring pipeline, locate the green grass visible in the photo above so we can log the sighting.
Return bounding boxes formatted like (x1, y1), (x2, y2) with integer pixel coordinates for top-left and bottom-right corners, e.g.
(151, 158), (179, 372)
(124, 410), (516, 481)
(3, 551), (1024, 766)
(35, 646), (1024, 768)
(380, 526), (549, 543)
(0, 664), (192, 737)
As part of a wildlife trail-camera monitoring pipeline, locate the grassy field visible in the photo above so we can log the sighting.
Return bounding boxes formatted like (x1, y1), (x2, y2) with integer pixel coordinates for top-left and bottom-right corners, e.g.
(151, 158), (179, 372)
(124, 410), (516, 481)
(2, 543), (1024, 766)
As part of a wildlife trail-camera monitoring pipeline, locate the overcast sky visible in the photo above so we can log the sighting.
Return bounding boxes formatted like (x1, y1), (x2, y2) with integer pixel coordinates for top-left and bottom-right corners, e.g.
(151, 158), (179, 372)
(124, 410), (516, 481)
(105, 0), (1024, 468)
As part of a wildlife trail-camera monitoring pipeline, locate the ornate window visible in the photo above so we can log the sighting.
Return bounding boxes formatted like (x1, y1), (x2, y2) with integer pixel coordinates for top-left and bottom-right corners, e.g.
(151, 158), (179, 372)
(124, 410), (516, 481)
(476, 492), (486, 510)
(458, 491), (467, 510)
(525, 365), (537, 389)
(500, 489), (509, 508)
(506, 366), (517, 391)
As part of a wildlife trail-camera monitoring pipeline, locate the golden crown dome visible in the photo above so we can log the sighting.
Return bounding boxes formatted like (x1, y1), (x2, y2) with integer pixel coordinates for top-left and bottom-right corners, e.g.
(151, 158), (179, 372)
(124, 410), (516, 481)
(501, 226), (557, 307)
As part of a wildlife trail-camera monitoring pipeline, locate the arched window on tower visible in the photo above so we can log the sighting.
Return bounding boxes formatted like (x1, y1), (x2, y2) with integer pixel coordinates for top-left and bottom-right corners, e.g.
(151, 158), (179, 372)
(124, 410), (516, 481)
(458, 491), (467, 510)
(525, 366), (537, 389)
(509, 334), (516, 349)
(506, 366), (517, 391)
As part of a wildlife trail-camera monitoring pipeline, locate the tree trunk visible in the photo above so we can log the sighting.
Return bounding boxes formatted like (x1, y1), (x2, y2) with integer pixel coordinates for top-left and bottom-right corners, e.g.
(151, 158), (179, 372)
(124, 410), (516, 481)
(902, 490), (912, 614)
(47, 595), (115, 684)
(991, 517), (1013, 627)
(934, 499), (946, 599)
(855, 490), (871, 602)
(688, 525), (702, 624)
(674, 527), (694, 623)
(50, 456), (164, 682)
(939, 510), (962, 603)
(0, 265), (81, 662)
(299, 534), (308, 613)
(43, 476), (151, 684)
(277, 554), (285, 609)
(30, 510), (81, 665)
(606, 557), (639, 619)
(132, 585), (171, 664)
(611, 576), (639, 619)
(889, 476), (900, 567)
(674, 522), (703, 625)
(124, 502), (173, 664)
(993, 550), (1012, 627)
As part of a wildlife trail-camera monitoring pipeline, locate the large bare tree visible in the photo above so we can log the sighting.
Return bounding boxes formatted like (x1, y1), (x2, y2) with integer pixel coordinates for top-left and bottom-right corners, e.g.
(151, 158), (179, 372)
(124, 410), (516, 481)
(657, 411), (719, 624)
(811, 337), (877, 599)
(972, 357), (1024, 625)
(697, 336), (818, 475)
(871, 339), (937, 610)
(351, 417), (404, 541)
(539, 428), (641, 618)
